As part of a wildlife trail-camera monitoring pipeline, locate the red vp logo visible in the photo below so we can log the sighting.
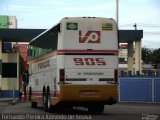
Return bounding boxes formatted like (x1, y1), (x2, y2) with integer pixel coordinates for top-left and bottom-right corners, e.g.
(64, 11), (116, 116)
(79, 31), (101, 43)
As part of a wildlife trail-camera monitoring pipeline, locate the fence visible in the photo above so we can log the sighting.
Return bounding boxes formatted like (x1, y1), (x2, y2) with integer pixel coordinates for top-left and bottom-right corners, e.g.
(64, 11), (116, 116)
(119, 77), (160, 103)
(120, 69), (160, 77)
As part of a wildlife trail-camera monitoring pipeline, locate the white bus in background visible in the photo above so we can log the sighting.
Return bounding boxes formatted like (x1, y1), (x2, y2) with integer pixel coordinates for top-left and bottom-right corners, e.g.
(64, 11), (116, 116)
(27, 17), (118, 114)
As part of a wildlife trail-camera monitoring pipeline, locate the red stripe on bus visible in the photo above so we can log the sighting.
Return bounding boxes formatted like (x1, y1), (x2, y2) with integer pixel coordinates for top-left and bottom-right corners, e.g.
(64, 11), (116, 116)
(57, 50), (118, 53)
(32, 92), (43, 96)
(57, 49), (118, 53)
(32, 91), (60, 97)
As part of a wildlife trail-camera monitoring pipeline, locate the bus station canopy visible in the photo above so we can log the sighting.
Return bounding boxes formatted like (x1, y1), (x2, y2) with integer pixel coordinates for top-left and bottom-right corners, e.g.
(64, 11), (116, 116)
(0, 29), (45, 42)
(0, 28), (143, 44)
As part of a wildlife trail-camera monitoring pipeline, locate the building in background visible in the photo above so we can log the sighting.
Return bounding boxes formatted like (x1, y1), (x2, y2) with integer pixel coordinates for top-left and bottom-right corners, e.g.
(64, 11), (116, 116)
(0, 15), (20, 98)
(118, 43), (155, 75)
(119, 43), (130, 71)
(0, 15), (17, 51)
(13, 44), (28, 69)
(0, 16), (17, 28)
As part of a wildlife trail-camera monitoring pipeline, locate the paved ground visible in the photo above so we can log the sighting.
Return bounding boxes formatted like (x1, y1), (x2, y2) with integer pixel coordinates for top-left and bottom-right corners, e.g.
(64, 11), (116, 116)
(0, 100), (160, 120)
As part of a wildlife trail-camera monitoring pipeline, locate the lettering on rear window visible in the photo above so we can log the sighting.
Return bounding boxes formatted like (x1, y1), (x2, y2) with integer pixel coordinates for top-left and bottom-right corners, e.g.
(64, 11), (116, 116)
(38, 60), (50, 69)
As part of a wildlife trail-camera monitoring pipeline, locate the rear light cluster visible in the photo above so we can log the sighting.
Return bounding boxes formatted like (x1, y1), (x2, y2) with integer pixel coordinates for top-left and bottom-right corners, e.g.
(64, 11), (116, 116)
(59, 69), (65, 84)
(99, 78), (114, 81)
(99, 78), (115, 84)
(114, 69), (118, 83)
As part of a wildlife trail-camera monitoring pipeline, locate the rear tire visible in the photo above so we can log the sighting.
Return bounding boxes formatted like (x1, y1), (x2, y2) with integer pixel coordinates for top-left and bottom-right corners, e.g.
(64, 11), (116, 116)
(44, 91), (51, 112)
(31, 102), (37, 108)
(88, 104), (104, 114)
(30, 87), (37, 108)
(28, 87), (32, 101)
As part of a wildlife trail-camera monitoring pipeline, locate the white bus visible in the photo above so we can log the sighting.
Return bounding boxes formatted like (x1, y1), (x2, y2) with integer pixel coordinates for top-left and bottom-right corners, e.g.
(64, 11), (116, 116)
(27, 17), (118, 114)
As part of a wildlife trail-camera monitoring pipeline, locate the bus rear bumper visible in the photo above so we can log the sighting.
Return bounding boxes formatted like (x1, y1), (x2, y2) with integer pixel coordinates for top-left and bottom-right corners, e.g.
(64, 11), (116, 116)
(59, 84), (117, 105)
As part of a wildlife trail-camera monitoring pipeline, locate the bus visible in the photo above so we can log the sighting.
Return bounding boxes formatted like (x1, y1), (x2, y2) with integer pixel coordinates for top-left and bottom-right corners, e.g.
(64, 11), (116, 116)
(26, 17), (118, 114)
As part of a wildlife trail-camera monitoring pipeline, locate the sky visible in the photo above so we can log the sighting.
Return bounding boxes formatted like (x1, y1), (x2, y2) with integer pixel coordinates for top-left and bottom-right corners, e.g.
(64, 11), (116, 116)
(0, 0), (160, 48)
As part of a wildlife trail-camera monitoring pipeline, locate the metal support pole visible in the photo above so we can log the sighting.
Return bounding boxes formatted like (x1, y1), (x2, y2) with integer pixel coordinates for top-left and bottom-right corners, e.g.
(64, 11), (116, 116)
(116, 0), (119, 27)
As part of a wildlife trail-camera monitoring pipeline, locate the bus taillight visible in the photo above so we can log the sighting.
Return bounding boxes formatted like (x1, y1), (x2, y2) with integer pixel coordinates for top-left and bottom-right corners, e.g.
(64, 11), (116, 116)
(60, 69), (65, 83)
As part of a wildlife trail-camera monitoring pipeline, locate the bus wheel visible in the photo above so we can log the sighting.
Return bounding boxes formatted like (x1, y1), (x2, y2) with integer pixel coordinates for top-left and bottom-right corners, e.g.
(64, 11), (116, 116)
(31, 102), (37, 108)
(88, 104), (104, 114)
(30, 88), (37, 108)
(44, 91), (51, 112)
(28, 87), (32, 101)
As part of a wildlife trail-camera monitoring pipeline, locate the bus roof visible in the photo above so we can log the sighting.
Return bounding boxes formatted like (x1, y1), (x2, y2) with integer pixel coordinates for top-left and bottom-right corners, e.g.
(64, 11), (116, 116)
(29, 23), (60, 49)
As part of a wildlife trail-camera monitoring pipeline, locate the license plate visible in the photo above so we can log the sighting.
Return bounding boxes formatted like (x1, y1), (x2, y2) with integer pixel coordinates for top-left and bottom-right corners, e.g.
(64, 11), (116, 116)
(80, 90), (99, 96)
(84, 91), (96, 95)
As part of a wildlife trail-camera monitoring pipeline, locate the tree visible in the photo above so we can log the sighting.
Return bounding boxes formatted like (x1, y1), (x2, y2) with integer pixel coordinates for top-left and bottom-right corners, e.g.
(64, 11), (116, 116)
(142, 47), (152, 63)
(152, 48), (160, 64)
(142, 47), (160, 69)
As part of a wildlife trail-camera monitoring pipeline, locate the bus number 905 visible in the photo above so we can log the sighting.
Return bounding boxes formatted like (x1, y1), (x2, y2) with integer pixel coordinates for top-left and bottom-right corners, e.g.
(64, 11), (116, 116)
(73, 58), (106, 65)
